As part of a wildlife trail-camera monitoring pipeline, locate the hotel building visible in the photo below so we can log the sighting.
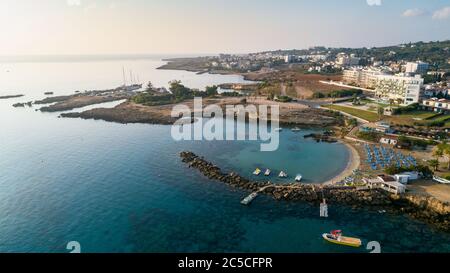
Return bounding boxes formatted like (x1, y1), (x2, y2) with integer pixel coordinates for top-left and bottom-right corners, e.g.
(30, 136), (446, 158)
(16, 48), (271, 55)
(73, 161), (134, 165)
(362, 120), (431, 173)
(342, 68), (384, 89)
(374, 74), (423, 105)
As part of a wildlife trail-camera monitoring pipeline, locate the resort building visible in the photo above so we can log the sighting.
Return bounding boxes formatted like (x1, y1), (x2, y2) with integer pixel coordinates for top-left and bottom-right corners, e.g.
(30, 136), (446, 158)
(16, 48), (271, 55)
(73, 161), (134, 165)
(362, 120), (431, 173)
(422, 98), (450, 113)
(405, 61), (429, 75)
(342, 68), (383, 89)
(336, 53), (360, 67)
(394, 172), (419, 184)
(364, 175), (406, 194)
(423, 83), (449, 98)
(374, 122), (392, 133)
(284, 55), (294, 63)
(374, 74), (424, 105)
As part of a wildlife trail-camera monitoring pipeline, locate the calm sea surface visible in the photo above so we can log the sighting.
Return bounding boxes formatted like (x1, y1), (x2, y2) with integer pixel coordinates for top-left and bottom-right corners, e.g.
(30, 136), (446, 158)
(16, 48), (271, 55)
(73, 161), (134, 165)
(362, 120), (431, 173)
(0, 56), (449, 252)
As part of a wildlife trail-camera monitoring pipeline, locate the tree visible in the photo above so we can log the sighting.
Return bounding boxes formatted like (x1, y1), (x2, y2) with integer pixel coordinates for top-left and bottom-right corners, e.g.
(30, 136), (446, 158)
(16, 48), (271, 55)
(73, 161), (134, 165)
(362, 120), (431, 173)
(433, 146), (444, 160)
(377, 106), (384, 119)
(205, 85), (218, 97)
(428, 159), (439, 171)
(146, 81), (154, 92)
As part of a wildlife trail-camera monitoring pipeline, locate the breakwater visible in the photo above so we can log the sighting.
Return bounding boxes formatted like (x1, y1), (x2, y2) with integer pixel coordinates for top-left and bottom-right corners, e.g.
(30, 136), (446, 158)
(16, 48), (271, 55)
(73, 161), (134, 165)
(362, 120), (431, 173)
(180, 151), (450, 231)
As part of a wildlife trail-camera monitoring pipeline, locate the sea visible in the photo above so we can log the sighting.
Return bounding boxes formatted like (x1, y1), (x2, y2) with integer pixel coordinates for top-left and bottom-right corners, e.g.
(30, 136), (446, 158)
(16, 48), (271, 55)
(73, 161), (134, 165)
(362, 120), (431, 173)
(0, 55), (449, 252)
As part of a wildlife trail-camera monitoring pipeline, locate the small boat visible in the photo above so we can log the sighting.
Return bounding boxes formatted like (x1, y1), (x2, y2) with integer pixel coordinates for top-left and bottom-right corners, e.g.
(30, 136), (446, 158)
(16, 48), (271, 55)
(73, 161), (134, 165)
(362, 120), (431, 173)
(291, 127), (301, 132)
(278, 171), (288, 178)
(241, 192), (258, 205)
(322, 230), (362, 248)
(264, 169), (271, 176)
(295, 174), (302, 182)
(274, 128), (283, 132)
(253, 168), (261, 176)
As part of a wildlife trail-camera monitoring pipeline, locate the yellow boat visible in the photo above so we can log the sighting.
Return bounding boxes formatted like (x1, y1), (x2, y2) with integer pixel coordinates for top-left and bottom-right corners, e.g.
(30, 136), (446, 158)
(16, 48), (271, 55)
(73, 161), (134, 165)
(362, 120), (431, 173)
(322, 230), (362, 248)
(253, 168), (261, 176)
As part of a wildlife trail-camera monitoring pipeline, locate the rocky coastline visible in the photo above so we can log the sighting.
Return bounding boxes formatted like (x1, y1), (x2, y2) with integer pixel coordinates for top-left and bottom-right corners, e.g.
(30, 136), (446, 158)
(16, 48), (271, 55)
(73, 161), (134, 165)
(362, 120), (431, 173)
(180, 151), (450, 231)
(0, 94), (24, 99)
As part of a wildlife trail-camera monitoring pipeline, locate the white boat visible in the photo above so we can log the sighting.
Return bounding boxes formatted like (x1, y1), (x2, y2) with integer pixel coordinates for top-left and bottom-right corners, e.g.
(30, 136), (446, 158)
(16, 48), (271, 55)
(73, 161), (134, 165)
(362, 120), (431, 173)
(291, 127), (301, 132)
(241, 192), (258, 205)
(253, 168), (261, 176)
(264, 169), (271, 176)
(278, 171), (288, 178)
(274, 128), (283, 132)
(295, 174), (302, 182)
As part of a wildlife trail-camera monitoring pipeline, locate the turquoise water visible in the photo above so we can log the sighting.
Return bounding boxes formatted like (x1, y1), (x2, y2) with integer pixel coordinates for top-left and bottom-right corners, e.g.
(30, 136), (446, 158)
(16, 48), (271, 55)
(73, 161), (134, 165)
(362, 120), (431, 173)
(0, 57), (449, 252)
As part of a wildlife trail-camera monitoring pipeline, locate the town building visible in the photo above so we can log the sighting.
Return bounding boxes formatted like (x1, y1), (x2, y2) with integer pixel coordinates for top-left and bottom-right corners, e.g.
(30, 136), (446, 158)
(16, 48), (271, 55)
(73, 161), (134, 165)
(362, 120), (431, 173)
(342, 68), (384, 89)
(284, 55), (294, 63)
(405, 61), (429, 75)
(336, 53), (360, 67)
(423, 83), (449, 98)
(364, 174), (406, 194)
(374, 74), (424, 105)
(422, 98), (450, 112)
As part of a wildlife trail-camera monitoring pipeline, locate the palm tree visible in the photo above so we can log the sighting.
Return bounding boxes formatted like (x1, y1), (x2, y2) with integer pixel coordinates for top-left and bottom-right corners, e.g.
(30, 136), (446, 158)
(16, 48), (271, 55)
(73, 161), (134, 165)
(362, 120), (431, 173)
(443, 145), (450, 170)
(433, 146), (444, 160)
(428, 159), (439, 171)
(377, 106), (384, 120)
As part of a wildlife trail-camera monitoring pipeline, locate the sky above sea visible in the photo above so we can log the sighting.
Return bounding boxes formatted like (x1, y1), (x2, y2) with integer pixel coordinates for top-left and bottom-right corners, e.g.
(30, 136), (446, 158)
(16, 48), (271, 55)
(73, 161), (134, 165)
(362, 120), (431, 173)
(1, 0), (449, 55)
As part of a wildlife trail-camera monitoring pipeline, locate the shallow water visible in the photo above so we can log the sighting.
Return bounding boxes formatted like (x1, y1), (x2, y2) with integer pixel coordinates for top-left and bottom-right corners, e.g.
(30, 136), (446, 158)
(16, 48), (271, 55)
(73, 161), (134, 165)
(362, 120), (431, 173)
(0, 57), (449, 253)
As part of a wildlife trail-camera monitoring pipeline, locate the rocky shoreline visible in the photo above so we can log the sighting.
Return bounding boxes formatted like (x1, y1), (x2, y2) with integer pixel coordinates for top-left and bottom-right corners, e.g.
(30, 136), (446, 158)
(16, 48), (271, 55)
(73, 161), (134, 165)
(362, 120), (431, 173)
(58, 97), (342, 127)
(61, 102), (178, 125)
(39, 95), (127, 112)
(0, 94), (24, 99)
(180, 151), (450, 231)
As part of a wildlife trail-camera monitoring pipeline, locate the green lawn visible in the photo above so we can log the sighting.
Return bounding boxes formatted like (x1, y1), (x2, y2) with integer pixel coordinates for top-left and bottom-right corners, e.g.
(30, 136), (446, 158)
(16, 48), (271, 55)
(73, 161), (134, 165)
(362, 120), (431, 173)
(398, 111), (441, 120)
(324, 105), (380, 122)
(428, 114), (450, 122)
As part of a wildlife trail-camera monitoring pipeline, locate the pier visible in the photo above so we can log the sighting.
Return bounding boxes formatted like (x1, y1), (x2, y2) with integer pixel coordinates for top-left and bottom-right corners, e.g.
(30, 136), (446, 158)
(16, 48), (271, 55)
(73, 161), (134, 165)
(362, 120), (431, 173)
(241, 185), (275, 205)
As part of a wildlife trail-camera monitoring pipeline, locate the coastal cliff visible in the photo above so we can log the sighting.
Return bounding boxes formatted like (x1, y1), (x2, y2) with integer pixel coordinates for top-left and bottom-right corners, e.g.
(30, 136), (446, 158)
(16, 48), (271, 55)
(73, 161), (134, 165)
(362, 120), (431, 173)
(180, 151), (450, 232)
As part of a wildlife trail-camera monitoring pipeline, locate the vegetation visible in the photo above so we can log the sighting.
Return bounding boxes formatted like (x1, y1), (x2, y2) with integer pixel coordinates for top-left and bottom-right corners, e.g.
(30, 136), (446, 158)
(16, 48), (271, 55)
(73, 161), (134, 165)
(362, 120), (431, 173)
(428, 159), (439, 171)
(221, 91), (242, 97)
(324, 105), (380, 122)
(357, 131), (382, 142)
(313, 89), (362, 99)
(433, 142), (450, 170)
(384, 164), (433, 178)
(132, 81), (219, 106)
(275, 95), (293, 103)
(397, 135), (435, 150)
(330, 40), (450, 70)
(391, 103), (420, 115)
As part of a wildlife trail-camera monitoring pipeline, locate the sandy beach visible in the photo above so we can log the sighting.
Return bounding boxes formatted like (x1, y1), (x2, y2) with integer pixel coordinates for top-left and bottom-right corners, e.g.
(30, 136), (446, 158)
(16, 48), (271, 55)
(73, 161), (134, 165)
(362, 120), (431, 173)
(322, 141), (360, 185)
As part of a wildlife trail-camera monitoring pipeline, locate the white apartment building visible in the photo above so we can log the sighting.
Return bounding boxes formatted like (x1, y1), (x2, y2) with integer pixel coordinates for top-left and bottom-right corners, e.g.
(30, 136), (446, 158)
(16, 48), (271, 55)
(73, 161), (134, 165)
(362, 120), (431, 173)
(336, 53), (360, 67)
(405, 61), (429, 74)
(342, 68), (384, 89)
(374, 74), (423, 105)
(284, 55), (294, 63)
(422, 98), (450, 112)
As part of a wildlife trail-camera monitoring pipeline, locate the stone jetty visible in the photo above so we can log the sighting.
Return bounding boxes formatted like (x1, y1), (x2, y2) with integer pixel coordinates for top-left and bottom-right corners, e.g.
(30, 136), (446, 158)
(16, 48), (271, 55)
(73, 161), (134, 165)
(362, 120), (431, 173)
(180, 151), (450, 231)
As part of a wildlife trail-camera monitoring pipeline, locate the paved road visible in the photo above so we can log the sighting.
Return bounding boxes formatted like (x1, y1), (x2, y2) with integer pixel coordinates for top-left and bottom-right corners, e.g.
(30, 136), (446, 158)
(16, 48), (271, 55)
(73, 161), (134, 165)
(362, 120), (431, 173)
(294, 99), (324, 108)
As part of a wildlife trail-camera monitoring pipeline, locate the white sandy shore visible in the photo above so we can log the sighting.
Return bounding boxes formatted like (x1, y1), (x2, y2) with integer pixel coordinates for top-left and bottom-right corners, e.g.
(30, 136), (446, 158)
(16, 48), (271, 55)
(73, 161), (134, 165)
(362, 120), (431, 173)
(322, 141), (360, 185)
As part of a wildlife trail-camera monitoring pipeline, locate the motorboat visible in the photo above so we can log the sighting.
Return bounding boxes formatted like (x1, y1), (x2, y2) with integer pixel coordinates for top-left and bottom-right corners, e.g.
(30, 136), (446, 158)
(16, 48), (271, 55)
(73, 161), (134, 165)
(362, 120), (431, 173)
(253, 168), (261, 176)
(322, 230), (362, 248)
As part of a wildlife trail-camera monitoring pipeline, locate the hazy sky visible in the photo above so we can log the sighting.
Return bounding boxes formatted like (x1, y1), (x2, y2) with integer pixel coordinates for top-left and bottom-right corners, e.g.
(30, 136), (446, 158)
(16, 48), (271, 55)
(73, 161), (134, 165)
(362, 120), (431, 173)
(1, 0), (449, 55)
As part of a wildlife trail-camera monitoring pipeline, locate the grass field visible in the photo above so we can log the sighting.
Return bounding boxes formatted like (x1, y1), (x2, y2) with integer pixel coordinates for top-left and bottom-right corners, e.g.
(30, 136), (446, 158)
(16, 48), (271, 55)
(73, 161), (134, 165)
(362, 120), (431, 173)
(398, 111), (441, 120)
(323, 105), (380, 122)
